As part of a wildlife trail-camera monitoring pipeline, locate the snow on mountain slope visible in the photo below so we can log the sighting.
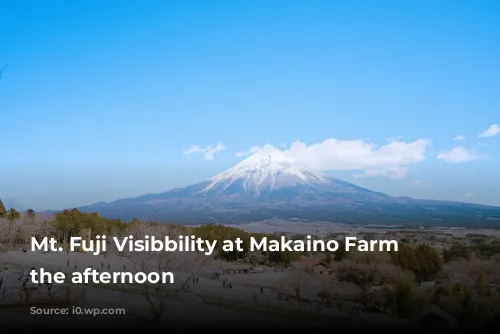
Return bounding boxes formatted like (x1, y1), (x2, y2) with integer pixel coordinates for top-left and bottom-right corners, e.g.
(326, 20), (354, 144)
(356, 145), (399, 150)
(201, 149), (330, 197)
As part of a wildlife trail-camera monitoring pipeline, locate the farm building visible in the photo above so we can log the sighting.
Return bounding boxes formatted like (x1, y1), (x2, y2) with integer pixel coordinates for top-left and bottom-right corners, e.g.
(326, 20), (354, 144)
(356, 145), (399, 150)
(408, 305), (459, 330)
(292, 259), (329, 275)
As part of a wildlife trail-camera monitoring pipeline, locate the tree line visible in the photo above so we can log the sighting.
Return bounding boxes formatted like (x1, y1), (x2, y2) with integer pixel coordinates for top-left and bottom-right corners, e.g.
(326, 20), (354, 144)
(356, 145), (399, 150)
(2, 199), (499, 270)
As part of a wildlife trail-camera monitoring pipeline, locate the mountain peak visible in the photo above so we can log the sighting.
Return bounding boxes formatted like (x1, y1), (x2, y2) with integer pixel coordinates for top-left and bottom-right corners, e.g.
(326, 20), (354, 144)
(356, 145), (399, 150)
(201, 149), (329, 197)
(74, 150), (500, 226)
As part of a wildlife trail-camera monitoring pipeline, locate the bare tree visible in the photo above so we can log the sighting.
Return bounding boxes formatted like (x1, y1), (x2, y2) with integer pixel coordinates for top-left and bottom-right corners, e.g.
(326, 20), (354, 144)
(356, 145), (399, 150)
(120, 222), (207, 322)
(0, 220), (9, 246)
(281, 271), (309, 310)
(34, 220), (53, 242)
(7, 208), (20, 247)
(333, 249), (395, 292)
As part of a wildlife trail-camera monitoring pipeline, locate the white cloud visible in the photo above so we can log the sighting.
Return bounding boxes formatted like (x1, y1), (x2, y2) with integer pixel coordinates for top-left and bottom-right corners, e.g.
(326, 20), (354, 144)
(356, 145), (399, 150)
(183, 142), (226, 161)
(465, 192), (474, 199)
(236, 138), (431, 179)
(478, 124), (500, 138)
(452, 135), (465, 141)
(436, 146), (476, 163)
(236, 145), (265, 158)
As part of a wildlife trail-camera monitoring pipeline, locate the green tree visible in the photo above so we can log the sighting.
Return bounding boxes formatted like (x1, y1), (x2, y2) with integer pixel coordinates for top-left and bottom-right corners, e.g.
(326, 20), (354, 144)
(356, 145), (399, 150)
(443, 242), (472, 262)
(473, 240), (500, 259)
(413, 244), (442, 282)
(0, 200), (6, 218)
(26, 209), (35, 220)
(393, 275), (416, 316)
(7, 208), (20, 222)
(390, 244), (442, 282)
(390, 243), (418, 270)
(53, 208), (126, 242)
(7, 208), (21, 246)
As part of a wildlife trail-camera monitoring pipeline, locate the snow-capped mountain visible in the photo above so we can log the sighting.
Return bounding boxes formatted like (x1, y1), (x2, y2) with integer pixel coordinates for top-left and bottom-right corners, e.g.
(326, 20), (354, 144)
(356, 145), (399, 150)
(200, 150), (343, 199)
(202, 150), (329, 195)
(74, 152), (500, 227)
(195, 150), (389, 203)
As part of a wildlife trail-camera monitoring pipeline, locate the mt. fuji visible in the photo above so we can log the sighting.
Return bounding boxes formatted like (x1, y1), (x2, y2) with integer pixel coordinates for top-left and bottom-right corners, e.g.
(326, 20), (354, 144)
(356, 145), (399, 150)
(198, 149), (386, 202)
(76, 151), (500, 227)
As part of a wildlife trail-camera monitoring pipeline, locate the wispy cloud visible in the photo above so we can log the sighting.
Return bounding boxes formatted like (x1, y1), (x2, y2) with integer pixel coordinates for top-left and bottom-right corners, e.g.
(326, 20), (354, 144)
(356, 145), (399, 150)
(436, 146), (476, 163)
(452, 135), (465, 141)
(409, 179), (428, 186)
(478, 124), (500, 138)
(236, 138), (431, 179)
(183, 142), (226, 161)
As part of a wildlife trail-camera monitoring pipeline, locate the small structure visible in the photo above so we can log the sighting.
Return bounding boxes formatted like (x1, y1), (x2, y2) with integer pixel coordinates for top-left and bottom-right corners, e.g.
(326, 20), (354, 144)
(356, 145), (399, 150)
(408, 305), (459, 330)
(292, 259), (329, 275)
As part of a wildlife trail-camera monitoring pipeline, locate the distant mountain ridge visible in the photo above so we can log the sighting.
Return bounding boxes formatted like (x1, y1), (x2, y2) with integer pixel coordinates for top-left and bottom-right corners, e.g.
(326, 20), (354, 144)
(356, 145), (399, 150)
(49, 150), (500, 227)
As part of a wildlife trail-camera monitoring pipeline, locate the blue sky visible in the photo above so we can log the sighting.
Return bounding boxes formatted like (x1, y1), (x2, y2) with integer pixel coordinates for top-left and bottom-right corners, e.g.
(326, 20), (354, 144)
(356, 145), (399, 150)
(0, 0), (499, 210)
